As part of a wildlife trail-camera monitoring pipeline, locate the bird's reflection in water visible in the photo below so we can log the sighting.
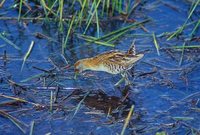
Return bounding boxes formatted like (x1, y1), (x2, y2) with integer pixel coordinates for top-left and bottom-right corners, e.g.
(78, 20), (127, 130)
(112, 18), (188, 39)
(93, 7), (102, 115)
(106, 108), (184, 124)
(68, 86), (143, 120)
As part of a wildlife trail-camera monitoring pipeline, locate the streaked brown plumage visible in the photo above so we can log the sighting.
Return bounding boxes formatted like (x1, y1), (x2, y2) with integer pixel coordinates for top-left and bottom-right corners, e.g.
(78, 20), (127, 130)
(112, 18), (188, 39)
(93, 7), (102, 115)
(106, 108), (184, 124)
(74, 42), (144, 86)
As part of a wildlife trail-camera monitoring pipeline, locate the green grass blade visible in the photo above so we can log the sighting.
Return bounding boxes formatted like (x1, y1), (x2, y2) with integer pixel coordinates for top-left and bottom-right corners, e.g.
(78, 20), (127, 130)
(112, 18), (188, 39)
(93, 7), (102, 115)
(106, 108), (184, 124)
(152, 32), (160, 56)
(172, 116), (194, 121)
(120, 105), (134, 135)
(72, 91), (90, 118)
(190, 19), (200, 36)
(106, 0), (110, 15)
(79, 20), (149, 45)
(0, 110), (28, 134)
(156, 131), (166, 135)
(21, 41), (35, 71)
(46, 0), (54, 7)
(29, 121), (35, 135)
(18, 0), (23, 21)
(127, 0), (141, 18)
(172, 45), (200, 49)
(0, 94), (27, 103)
(58, 0), (64, 31)
(97, 19), (150, 41)
(70, 0), (77, 10)
(0, 0), (6, 7)
(0, 94), (40, 106)
(84, 0), (101, 34)
(37, 0), (58, 18)
(0, 33), (21, 50)
(40, 0), (50, 21)
(106, 28), (129, 43)
(78, 0), (82, 6)
(101, 0), (106, 16)
(78, 34), (115, 47)
(62, 14), (76, 54)
(0, 44), (6, 48)
(179, 42), (186, 66)
(118, 0), (122, 13)
(50, 90), (53, 112)
(85, 0), (96, 24)
(95, 0), (100, 38)
(20, 73), (46, 83)
(126, 0), (131, 13)
(77, 0), (87, 26)
(77, 34), (98, 40)
(167, 0), (200, 40)
(111, 0), (116, 16)
(167, 22), (186, 40)
(187, 0), (200, 20)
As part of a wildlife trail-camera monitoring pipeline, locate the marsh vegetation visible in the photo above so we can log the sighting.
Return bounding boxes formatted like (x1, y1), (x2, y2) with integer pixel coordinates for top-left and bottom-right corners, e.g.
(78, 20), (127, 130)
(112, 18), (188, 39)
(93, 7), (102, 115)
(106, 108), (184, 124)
(0, 0), (200, 134)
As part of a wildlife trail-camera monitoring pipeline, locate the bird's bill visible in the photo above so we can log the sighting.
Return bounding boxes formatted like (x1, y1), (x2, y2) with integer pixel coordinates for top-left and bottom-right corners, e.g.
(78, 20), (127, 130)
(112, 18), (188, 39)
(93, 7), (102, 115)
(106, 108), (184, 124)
(136, 53), (144, 60)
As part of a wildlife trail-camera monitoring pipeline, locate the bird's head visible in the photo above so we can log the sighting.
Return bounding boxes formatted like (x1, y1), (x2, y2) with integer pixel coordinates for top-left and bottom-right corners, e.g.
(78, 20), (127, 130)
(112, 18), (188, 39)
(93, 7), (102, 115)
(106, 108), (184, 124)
(74, 59), (87, 74)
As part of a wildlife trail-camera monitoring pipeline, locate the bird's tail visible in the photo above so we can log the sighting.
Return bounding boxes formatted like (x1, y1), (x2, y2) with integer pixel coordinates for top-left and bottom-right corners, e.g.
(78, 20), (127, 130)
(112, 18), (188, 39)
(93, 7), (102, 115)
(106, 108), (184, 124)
(127, 40), (136, 55)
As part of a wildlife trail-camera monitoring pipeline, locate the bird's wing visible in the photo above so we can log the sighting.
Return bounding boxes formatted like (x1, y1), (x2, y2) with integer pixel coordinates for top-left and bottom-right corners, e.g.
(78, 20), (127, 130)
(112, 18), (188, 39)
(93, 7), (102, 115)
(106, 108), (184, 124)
(92, 50), (143, 67)
(95, 51), (130, 66)
(93, 50), (121, 62)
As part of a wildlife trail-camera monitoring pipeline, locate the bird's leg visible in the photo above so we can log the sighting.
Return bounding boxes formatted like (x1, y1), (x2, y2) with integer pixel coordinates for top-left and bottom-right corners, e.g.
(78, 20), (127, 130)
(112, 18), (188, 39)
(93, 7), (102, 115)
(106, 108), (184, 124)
(114, 71), (131, 86)
(122, 72), (131, 86)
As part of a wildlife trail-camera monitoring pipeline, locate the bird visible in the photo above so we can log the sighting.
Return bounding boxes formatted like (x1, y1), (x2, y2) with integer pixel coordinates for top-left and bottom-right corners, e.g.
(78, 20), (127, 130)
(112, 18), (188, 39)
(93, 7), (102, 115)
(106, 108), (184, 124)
(74, 41), (144, 86)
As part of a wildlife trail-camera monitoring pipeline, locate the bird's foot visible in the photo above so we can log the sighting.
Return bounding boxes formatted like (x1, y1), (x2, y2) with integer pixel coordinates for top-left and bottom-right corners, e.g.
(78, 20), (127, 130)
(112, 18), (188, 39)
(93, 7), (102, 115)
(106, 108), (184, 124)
(125, 78), (132, 86)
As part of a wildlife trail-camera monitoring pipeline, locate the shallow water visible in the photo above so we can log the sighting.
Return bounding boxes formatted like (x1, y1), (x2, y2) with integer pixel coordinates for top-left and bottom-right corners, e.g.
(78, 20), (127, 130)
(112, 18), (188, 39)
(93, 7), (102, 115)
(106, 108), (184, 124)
(0, 0), (200, 135)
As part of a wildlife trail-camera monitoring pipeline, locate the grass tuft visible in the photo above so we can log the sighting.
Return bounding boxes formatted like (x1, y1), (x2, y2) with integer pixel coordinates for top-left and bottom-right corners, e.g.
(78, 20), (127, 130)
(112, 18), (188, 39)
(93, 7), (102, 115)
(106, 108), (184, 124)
(167, 0), (200, 40)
